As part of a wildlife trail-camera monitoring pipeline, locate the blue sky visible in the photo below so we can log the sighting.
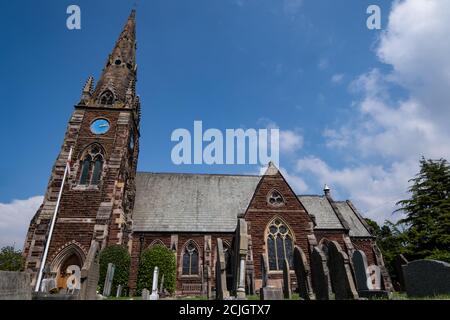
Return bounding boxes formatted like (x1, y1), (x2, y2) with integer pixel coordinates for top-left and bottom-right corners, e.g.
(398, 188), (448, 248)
(2, 0), (450, 247)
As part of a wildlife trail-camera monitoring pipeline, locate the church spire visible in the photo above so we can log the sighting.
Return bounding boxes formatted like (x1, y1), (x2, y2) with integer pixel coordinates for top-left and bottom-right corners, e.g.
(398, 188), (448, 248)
(90, 10), (137, 108)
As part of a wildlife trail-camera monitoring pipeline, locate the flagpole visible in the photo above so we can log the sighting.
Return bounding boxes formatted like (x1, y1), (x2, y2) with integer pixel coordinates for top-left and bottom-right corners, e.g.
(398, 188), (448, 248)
(35, 147), (73, 292)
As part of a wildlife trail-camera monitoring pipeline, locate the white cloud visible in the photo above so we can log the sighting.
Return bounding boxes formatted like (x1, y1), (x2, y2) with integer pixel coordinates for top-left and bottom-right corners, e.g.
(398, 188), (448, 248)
(257, 118), (304, 155)
(280, 129), (304, 154)
(258, 164), (309, 193)
(331, 73), (344, 84)
(297, 0), (450, 224)
(296, 156), (411, 223)
(0, 196), (43, 249)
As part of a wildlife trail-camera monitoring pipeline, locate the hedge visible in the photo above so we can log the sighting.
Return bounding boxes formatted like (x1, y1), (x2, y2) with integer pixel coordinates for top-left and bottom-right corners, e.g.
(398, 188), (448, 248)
(136, 244), (176, 295)
(99, 245), (131, 296)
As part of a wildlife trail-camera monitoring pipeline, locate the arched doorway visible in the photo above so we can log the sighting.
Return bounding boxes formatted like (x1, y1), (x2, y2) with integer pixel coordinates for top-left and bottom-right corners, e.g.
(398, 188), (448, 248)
(50, 243), (86, 291)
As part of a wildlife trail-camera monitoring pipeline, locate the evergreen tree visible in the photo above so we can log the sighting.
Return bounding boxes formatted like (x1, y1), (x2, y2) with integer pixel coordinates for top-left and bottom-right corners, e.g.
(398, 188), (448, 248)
(396, 158), (450, 261)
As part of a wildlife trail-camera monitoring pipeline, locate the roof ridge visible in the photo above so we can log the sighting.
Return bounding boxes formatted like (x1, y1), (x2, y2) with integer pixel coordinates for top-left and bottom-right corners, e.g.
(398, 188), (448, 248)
(136, 171), (261, 178)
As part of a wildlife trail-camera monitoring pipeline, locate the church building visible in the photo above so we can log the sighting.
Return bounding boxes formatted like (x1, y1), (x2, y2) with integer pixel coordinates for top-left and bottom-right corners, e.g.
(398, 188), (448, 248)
(23, 11), (387, 296)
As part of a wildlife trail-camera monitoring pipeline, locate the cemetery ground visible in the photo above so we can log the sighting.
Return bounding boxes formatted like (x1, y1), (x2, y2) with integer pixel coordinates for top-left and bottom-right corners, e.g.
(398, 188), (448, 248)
(105, 293), (450, 300)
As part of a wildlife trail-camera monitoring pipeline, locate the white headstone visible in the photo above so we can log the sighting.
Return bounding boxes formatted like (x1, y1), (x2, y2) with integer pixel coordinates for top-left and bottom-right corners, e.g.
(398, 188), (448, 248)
(367, 265), (381, 290)
(150, 266), (159, 300)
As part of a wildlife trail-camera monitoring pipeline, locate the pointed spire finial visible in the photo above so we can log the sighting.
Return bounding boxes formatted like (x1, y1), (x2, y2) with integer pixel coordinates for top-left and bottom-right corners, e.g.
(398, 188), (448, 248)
(91, 10), (137, 106)
(80, 76), (94, 104)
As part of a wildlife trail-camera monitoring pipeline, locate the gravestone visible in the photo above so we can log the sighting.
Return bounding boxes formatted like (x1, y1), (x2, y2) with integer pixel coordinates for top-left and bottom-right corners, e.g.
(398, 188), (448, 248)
(233, 218), (248, 300)
(352, 250), (371, 291)
(327, 241), (358, 300)
(260, 286), (284, 300)
(216, 238), (230, 300)
(394, 254), (408, 291)
(403, 259), (450, 297)
(372, 244), (394, 292)
(282, 258), (291, 299)
(150, 266), (159, 300)
(142, 288), (150, 300)
(159, 274), (165, 296)
(102, 263), (115, 297)
(0, 271), (31, 300)
(352, 250), (389, 299)
(293, 246), (315, 300)
(80, 241), (100, 300)
(367, 265), (381, 290)
(261, 253), (269, 288)
(310, 246), (331, 300)
(259, 253), (283, 300)
(116, 285), (122, 298)
(40, 276), (57, 293)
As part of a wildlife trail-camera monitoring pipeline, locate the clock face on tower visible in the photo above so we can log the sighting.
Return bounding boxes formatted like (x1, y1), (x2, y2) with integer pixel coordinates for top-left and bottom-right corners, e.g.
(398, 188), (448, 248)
(90, 119), (110, 135)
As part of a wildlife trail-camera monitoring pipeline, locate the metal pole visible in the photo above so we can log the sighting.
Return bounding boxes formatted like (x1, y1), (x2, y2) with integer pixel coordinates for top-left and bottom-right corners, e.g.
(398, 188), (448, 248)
(34, 147), (72, 292)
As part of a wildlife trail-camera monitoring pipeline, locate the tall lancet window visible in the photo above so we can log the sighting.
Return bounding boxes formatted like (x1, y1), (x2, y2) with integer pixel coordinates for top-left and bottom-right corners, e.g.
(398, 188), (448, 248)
(78, 145), (105, 187)
(79, 155), (92, 185)
(182, 241), (199, 275)
(266, 218), (294, 271)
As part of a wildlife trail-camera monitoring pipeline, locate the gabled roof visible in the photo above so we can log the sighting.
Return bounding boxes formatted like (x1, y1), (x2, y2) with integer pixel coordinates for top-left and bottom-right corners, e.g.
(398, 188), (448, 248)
(335, 201), (372, 237)
(132, 172), (261, 232)
(297, 195), (345, 229)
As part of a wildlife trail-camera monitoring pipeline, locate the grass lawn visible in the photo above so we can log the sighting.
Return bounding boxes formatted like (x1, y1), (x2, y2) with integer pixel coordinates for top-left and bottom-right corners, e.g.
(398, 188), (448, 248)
(106, 292), (450, 300)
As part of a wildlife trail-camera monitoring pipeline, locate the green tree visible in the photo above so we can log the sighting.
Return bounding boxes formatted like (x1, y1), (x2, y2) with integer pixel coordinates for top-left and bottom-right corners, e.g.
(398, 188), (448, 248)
(0, 246), (24, 271)
(99, 245), (131, 296)
(136, 244), (176, 295)
(396, 158), (450, 261)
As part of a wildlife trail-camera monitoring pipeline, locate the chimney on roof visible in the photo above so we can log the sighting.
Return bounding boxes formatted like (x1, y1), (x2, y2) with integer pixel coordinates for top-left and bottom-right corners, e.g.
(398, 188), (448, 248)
(324, 184), (331, 197)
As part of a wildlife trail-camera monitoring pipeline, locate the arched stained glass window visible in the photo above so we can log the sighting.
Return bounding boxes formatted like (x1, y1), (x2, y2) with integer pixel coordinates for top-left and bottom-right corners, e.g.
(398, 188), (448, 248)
(78, 145), (104, 187)
(182, 241), (199, 275)
(266, 218), (294, 270)
(79, 155), (91, 185)
(91, 156), (103, 185)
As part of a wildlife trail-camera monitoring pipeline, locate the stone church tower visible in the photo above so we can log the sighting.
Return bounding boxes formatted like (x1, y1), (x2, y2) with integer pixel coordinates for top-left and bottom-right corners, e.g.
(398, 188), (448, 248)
(23, 11), (140, 288)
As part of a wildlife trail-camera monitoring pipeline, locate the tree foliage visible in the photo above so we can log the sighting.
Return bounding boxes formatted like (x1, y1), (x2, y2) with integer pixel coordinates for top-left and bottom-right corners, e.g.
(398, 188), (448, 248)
(99, 245), (131, 296)
(136, 244), (176, 295)
(396, 158), (450, 260)
(364, 158), (450, 288)
(0, 246), (24, 271)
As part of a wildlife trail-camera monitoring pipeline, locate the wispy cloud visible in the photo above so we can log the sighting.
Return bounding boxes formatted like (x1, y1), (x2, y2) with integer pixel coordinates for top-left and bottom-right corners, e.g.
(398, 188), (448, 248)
(331, 73), (345, 84)
(0, 196), (43, 249)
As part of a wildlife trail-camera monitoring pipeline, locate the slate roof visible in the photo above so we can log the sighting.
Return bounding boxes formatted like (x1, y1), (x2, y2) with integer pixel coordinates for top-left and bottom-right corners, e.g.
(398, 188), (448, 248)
(132, 172), (261, 232)
(335, 201), (372, 237)
(132, 172), (372, 237)
(297, 195), (345, 229)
